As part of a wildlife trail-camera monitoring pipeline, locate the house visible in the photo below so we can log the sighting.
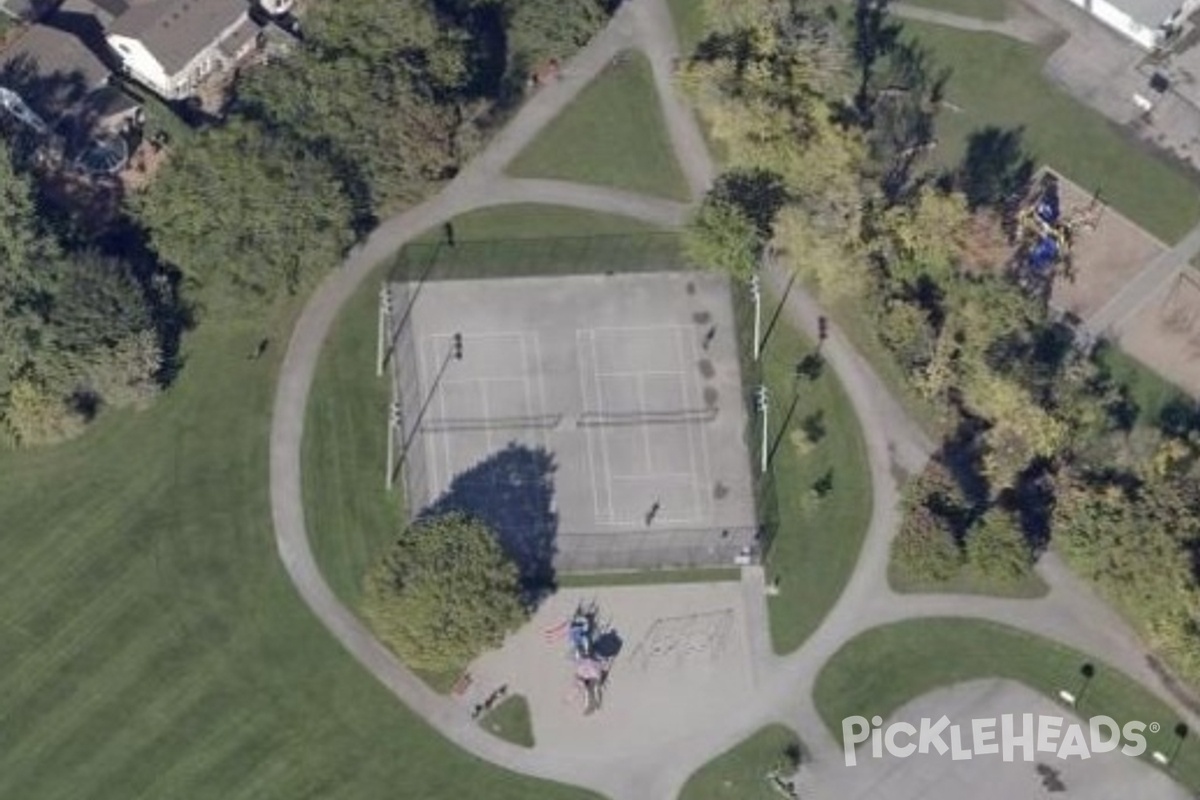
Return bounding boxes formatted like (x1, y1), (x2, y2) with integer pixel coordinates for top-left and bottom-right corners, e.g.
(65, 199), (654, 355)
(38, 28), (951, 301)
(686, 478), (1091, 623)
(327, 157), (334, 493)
(1, 20), (140, 144)
(106, 0), (260, 100)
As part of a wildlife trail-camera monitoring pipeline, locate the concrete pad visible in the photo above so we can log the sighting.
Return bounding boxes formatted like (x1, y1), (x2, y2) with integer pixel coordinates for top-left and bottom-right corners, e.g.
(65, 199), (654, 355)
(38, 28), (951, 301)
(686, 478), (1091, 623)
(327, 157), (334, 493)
(463, 582), (759, 758)
(389, 272), (759, 572)
(1114, 269), (1200, 397)
(1048, 171), (1168, 319)
(812, 679), (1190, 799)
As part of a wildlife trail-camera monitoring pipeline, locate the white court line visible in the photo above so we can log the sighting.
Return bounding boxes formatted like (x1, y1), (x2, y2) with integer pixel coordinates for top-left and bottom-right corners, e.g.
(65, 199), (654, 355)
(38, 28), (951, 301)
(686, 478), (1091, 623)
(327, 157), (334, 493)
(478, 377), (493, 453)
(532, 332), (551, 453)
(589, 329), (617, 523)
(674, 327), (706, 524)
(576, 330), (604, 521)
(595, 369), (687, 379)
(516, 333), (542, 451)
(610, 472), (695, 481)
(634, 372), (655, 474)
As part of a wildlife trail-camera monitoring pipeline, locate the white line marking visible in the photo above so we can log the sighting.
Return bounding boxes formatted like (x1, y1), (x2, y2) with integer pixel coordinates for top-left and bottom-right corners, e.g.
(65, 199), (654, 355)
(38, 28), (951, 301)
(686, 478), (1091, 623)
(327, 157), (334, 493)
(595, 369), (687, 379)
(590, 329), (617, 522)
(478, 377), (493, 453)
(634, 372), (654, 474)
(531, 332), (551, 453)
(576, 330), (604, 521)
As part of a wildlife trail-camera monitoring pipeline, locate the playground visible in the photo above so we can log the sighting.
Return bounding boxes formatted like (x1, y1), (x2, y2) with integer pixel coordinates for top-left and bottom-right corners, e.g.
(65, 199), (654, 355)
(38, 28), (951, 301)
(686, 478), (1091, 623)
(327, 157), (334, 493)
(462, 581), (759, 756)
(387, 271), (760, 573)
(1016, 170), (1167, 321)
(1114, 270), (1200, 398)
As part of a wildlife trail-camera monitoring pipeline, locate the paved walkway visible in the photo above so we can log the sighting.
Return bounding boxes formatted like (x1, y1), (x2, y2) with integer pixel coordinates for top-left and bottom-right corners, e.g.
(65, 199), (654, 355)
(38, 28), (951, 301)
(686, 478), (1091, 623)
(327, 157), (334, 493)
(268, 2), (1200, 798)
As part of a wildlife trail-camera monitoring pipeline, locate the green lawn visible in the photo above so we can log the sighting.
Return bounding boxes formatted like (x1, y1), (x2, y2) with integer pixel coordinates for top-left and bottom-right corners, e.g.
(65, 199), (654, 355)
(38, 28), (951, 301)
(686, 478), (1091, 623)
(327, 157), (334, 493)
(889, 560), (1049, 598)
(814, 619), (1200, 790)
(667, 0), (708, 56)
(754, 294), (873, 655)
(479, 694), (536, 748)
(901, 0), (1008, 20)
(1093, 341), (1193, 429)
(678, 724), (803, 800)
(507, 50), (692, 201)
(0, 312), (600, 798)
(905, 22), (1200, 243)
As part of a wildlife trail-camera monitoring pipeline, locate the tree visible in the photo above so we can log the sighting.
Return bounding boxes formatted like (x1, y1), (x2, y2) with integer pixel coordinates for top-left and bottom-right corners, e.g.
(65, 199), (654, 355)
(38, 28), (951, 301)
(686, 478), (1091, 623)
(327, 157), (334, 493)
(684, 197), (761, 281)
(505, 0), (616, 65)
(361, 512), (527, 672)
(956, 126), (1034, 211)
(964, 368), (1068, 493)
(964, 508), (1032, 584)
(875, 185), (970, 285)
(892, 504), (962, 583)
(771, 205), (866, 299)
(133, 122), (354, 307)
(2, 378), (85, 447)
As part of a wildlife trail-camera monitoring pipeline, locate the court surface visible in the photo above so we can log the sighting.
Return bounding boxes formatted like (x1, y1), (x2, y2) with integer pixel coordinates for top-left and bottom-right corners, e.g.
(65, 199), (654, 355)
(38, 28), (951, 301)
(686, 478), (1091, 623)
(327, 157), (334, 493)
(390, 271), (759, 572)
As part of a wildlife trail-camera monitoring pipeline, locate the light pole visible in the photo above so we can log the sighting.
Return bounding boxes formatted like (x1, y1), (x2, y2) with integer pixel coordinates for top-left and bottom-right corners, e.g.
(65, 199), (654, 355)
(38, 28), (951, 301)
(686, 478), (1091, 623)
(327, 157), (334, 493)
(385, 400), (402, 491)
(377, 284), (393, 377)
(750, 275), (762, 362)
(757, 385), (769, 474)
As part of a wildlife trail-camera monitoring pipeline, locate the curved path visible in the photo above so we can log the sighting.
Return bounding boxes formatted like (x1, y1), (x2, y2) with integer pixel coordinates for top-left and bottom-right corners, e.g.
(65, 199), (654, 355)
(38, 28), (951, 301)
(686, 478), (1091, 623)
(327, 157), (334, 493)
(270, 2), (1200, 798)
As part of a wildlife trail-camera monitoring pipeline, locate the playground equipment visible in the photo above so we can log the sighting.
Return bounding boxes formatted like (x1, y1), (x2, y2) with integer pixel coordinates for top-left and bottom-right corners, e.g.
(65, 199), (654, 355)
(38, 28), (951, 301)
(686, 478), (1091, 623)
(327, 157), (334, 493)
(544, 602), (614, 715)
(1014, 173), (1103, 291)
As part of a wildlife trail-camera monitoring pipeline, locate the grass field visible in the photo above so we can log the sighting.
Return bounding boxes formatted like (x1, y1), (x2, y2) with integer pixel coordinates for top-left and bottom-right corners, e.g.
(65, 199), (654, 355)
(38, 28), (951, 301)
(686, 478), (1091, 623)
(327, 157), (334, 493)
(507, 50), (692, 201)
(904, 22), (1200, 243)
(667, 0), (708, 56)
(1094, 341), (1193, 429)
(678, 724), (802, 800)
(888, 560), (1049, 598)
(0, 299), (601, 800)
(814, 619), (1200, 790)
(755, 293), (873, 655)
(479, 694), (536, 748)
(901, 0), (1008, 20)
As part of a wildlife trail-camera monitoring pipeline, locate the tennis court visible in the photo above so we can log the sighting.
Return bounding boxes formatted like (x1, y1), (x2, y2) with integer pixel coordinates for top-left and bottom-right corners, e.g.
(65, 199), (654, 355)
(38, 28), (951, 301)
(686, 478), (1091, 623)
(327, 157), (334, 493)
(388, 271), (759, 573)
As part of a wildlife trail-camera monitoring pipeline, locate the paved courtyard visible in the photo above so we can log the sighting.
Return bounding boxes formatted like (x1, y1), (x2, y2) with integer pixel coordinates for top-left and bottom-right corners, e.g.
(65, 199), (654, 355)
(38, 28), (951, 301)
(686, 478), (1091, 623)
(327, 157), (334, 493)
(389, 271), (759, 572)
(1113, 268), (1200, 397)
(811, 679), (1191, 799)
(464, 581), (760, 758)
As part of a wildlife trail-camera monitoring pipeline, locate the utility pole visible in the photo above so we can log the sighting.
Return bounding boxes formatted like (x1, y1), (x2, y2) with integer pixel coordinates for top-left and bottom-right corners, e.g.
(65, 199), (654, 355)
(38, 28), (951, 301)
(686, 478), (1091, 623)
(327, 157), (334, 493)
(377, 284), (393, 377)
(750, 274), (762, 362)
(757, 385), (769, 474)
(386, 401), (402, 491)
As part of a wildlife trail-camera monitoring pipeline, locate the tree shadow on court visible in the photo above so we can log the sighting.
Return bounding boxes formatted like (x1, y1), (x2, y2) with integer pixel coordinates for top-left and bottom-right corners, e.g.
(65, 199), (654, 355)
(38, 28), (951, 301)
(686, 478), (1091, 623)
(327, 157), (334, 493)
(422, 442), (559, 597)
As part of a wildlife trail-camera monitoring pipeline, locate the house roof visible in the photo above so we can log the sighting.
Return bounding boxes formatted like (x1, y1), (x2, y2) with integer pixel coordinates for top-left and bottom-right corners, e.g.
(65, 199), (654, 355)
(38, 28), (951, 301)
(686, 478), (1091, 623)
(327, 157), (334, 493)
(108, 0), (248, 75)
(216, 14), (257, 59)
(1, 23), (110, 89)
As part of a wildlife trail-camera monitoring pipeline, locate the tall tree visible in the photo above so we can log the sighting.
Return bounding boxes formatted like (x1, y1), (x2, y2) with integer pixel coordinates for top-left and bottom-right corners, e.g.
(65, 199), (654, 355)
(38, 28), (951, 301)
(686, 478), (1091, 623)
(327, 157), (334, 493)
(362, 512), (527, 672)
(132, 122), (354, 308)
